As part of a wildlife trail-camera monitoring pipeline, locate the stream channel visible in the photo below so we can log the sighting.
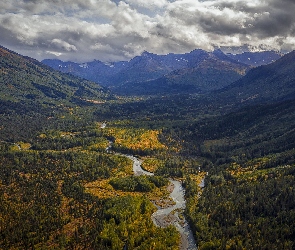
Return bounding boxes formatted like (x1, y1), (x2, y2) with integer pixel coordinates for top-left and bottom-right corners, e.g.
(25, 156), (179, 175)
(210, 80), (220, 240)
(104, 126), (198, 249)
(125, 154), (198, 250)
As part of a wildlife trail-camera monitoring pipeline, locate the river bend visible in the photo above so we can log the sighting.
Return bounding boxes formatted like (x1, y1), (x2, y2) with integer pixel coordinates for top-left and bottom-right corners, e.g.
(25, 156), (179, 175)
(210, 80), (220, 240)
(104, 134), (197, 249)
(128, 154), (197, 250)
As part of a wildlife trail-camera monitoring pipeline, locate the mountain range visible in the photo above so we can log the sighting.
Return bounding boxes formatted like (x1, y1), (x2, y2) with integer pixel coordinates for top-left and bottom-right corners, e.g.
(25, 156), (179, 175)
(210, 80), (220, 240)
(42, 50), (282, 95)
(1, 44), (292, 109)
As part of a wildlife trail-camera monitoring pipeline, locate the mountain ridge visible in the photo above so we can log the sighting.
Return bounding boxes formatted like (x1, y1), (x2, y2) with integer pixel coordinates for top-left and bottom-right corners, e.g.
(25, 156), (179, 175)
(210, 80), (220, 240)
(226, 50), (283, 66)
(114, 54), (250, 95)
(0, 45), (110, 106)
(215, 50), (295, 106)
(43, 49), (256, 95)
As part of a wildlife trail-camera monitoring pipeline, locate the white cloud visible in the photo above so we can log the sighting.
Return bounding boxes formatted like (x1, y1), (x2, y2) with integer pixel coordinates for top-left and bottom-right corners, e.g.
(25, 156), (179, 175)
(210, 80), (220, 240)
(126, 0), (168, 9)
(51, 39), (77, 51)
(46, 51), (63, 57)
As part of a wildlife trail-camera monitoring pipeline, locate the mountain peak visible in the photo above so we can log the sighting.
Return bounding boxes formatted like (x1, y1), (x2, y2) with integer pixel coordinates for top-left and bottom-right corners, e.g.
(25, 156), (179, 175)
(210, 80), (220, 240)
(213, 49), (225, 56)
(141, 51), (156, 58)
(189, 49), (207, 55)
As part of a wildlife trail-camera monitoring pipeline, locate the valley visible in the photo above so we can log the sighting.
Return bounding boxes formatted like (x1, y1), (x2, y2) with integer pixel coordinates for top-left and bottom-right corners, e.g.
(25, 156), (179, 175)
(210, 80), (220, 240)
(0, 45), (295, 249)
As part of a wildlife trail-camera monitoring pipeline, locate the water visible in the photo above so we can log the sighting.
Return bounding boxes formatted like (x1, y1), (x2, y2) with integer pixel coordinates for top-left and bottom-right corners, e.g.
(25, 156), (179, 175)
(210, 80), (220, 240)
(151, 180), (197, 250)
(104, 132), (198, 249)
(128, 155), (197, 250)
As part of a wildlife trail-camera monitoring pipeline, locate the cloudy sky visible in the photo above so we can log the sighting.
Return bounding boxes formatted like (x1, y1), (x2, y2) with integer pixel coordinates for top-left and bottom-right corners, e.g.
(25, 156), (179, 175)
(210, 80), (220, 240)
(0, 0), (295, 62)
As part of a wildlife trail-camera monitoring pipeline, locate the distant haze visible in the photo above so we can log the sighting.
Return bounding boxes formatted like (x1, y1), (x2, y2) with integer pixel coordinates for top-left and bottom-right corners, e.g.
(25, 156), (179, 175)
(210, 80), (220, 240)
(0, 0), (294, 62)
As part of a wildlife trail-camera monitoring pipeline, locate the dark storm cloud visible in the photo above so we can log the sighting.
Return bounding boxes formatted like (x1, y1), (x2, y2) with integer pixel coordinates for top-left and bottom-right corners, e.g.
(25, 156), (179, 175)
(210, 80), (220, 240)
(212, 1), (260, 12)
(197, 0), (295, 39)
(186, 9), (246, 36)
(249, 1), (295, 38)
(251, 11), (295, 38)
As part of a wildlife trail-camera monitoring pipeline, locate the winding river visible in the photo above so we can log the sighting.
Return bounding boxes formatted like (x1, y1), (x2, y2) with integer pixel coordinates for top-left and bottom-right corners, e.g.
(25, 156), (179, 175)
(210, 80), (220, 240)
(103, 126), (198, 249)
(127, 154), (197, 250)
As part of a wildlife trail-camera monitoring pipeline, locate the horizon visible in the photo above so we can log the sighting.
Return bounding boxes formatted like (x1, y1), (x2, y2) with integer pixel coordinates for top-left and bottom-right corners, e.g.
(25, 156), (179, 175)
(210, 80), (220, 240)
(1, 43), (286, 64)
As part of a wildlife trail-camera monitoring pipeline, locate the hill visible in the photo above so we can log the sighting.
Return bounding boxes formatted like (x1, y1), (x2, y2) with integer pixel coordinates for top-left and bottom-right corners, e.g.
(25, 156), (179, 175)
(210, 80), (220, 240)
(0, 45), (111, 141)
(0, 45), (109, 105)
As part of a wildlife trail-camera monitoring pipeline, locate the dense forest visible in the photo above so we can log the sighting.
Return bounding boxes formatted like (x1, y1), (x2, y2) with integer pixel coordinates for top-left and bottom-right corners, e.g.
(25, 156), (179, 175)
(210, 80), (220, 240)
(0, 126), (180, 249)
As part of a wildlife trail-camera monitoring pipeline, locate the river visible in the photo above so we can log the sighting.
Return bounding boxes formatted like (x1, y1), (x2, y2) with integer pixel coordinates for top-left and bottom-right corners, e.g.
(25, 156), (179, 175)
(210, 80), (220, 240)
(127, 154), (197, 250)
(104, 129), (198, 249)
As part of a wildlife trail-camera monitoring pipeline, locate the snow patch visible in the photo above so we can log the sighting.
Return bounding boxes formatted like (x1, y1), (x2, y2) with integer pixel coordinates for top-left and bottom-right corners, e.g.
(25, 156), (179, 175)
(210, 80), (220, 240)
(79, 63), (88, 68)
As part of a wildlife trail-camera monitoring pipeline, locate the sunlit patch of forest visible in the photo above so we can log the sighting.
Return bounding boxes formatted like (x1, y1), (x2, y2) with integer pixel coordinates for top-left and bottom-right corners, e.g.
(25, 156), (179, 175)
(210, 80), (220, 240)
(103, 126), (168, 155)
(141, 157), (164, 173)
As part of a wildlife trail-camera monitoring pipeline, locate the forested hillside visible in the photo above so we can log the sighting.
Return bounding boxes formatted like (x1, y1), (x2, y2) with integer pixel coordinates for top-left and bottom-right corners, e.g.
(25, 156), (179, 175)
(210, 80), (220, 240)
(0, 45), (113, 142)
(215, 50), (295, 106)
(0, 46), (109, 104)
